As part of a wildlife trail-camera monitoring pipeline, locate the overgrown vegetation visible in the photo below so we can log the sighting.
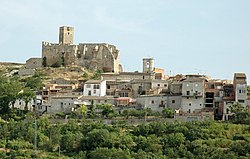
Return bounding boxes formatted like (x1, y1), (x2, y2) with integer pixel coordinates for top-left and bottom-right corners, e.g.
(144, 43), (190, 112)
(0, 118), (249, 158)
(230, 102), (250, 124)
(92, 70), (103, 80)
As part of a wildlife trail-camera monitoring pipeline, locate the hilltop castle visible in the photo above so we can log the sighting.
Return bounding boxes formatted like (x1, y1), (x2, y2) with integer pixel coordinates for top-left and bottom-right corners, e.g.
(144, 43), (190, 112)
(41, 26), (122, 73)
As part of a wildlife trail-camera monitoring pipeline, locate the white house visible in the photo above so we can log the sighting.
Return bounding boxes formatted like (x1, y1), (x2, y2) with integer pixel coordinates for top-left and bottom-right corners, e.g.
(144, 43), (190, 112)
(181, 75), (205, 113)
(11, 99), (35, 111)
(234, 73), (248, 107)
(83, 80), (106, 96)
(136, 94), (181, 112)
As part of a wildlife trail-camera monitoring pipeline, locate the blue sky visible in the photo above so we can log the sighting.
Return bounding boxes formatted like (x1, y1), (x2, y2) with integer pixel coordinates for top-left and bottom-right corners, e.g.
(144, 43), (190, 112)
(0, 0), (249, 83)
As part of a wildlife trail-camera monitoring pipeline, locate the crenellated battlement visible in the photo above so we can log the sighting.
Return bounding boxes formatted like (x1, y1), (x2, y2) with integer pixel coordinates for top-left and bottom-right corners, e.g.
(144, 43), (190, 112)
(42, 26), (122, 73)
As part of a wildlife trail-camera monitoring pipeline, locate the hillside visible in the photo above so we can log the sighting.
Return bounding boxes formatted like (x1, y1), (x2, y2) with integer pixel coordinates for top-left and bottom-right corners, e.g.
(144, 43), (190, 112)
(0, 62), (24, 76)
(0, 62), (100, 84)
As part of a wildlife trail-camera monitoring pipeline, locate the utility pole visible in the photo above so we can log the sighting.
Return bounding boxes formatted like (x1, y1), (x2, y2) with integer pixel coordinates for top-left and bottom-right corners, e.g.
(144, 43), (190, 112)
(34, 119), (37, 155)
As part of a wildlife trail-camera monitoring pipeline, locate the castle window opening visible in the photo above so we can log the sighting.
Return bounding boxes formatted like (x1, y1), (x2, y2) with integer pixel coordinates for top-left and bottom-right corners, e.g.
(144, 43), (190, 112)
(146, 62), (150, 68)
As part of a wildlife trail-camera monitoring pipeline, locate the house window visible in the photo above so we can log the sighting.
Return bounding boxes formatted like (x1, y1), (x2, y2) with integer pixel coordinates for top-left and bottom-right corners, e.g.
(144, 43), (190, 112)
(88, 91), (91, 96)
(172, 100), (175, 104)
(157, 84), (160, 87)
(86, 84), (91, 88)
(164, 84), (167, 87)
(159, 101), (164, 107)
(239, 90), (241, 93)
(188, 109), (191, 113)
(238, 100), (244, 103)
(187, 91), (190, 95)
(94, 84), (100, 89)
(124, 92), (128, 97)
(143, 76), (145, 79)
(195, 97), (198, 99)
(93, 90), (96, 94)
(61, 102), (63, 109)
(187, 97), (189, 99)
(151, 100), (154, 104)
(107, 85), (111, 89)
(189, 103), (191, 106)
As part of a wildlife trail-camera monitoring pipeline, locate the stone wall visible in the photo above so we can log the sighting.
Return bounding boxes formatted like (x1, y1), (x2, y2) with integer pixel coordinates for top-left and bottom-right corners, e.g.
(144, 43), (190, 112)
(26, 58), (42, 69)
(42, 42), (78, 66)
(18, 68), (35, 76)
(42, 42), (120, 73)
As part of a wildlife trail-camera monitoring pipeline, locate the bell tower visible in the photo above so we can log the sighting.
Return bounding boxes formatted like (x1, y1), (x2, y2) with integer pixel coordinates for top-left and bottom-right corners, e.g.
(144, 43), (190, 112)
(59, 26), (74, 44)
(143, 58), (154, 73)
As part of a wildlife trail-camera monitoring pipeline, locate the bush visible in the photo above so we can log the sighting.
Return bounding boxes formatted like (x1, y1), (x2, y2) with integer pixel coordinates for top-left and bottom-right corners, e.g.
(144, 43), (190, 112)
(162, 108), (174, 118)
(6, 140), (33, 150)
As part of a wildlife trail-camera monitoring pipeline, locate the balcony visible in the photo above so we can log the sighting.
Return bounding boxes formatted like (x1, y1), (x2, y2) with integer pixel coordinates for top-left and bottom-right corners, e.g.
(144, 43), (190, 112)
(205, 88), (216, 92)
(223, 96), (235, 101)
(182, 92), (203, 97)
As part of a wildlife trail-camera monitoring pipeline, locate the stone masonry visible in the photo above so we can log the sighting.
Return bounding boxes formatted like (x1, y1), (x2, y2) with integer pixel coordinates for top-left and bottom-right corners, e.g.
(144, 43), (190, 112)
(42, 26), (122, 73)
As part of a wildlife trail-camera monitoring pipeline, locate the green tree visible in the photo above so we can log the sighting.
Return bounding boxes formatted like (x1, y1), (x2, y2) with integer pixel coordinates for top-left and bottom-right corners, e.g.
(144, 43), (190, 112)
(97, 103), (114, 118)
(83, 71), (89, 79)
(61, 131), (83, 152)
(88, 148), (130, 159)
(75, 105), (88, 119)
(162, 108), (175, 118)
(0, 76), (22, 117)
(92, 70), (103, 80)
(24, 75), (44, 91)
(89, 100), (96, 118)
(229, 102), (250, 124)
(82, 129), (110, 150)
(162, 133), (185, 148)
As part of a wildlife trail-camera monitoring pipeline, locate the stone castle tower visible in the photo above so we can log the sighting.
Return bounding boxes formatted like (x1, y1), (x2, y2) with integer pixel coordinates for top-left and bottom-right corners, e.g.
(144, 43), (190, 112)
(143, 58), (154, 73)
(59, 26), (74, 44)
(42, 26), (122, 73)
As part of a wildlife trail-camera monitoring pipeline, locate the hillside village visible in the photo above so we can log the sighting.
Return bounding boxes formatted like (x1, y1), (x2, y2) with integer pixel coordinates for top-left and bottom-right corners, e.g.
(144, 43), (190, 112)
(7, 26), (250, 122)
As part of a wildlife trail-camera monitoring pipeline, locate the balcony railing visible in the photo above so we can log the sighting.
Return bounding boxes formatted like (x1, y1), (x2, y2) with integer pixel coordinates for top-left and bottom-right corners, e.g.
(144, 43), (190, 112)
(182, 92), (203, 97)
